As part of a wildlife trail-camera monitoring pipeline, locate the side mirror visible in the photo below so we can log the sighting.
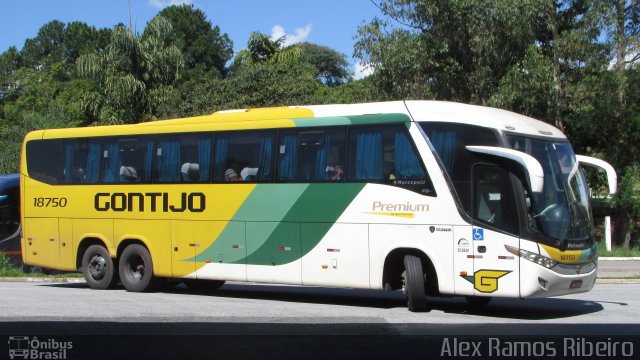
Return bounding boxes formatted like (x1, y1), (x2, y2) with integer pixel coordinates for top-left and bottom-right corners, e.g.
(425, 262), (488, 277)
(576, 155), (617, 194)
(466, 146), (544, 193)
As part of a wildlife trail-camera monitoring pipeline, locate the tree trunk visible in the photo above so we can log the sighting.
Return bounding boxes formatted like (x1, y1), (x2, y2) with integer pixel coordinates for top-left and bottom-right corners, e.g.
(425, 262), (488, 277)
(613, 208), (632, 250)
(615, 0), (629, 147)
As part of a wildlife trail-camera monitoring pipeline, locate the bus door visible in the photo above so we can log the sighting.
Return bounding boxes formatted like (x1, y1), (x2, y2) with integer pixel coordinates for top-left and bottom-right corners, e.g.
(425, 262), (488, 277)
(469, 165), (520, 297)
(453, 224), (475, 296)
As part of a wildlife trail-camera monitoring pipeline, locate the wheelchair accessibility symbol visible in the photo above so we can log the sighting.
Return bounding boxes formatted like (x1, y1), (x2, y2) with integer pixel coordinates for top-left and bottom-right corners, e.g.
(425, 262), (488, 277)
(473, 228), (484, 241)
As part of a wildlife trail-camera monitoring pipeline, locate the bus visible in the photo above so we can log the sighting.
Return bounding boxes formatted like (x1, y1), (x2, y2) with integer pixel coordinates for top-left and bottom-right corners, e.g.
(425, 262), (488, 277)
(0, 173), (21, 265)
(20, 101), (616, 312)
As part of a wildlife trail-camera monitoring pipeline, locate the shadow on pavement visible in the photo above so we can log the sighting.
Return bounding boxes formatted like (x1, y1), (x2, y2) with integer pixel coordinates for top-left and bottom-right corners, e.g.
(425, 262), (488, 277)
(42, 282), (606, 321)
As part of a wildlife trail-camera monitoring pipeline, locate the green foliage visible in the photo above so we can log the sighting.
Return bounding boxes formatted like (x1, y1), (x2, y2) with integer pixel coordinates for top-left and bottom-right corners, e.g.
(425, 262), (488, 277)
(158, 4), (233, 77)
(231, 32), (305, 71)
(356, 0), (546, 103)
(299, 43), (350, 85)
(489, 44), (556, 121)
(614, 166), (640, 217)
(1, 2), (638, 249)
(0, 110), (68, 173)
(596, 240), (640, 258)
(179, 62), (323, 115)
(77, 18), (184, 124)
(0, 253), (23, 277)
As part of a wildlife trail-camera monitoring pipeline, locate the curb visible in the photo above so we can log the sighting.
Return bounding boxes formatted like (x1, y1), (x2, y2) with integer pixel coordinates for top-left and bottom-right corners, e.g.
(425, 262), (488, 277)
(599, 257), (640, 261)
(596, 278), (640, 284)
(0, 277), (85, 283)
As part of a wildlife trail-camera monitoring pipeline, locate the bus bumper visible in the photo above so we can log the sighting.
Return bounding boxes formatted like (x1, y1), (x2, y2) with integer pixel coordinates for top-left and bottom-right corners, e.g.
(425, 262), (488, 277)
(520, 259), (597, 298)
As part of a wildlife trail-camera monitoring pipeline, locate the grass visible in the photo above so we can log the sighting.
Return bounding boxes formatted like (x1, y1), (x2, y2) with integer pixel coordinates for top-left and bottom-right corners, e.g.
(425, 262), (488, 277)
(0, 253), (82, 278)
(597, 241), (640, 257)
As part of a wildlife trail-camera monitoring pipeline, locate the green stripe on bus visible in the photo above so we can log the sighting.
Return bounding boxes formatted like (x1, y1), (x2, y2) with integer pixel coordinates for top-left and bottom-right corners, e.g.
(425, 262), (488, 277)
(190, 183), (364, 265)
(292, 113), (410, 128)
(243, 183), (364, 265)
(192, 184), (308, 263)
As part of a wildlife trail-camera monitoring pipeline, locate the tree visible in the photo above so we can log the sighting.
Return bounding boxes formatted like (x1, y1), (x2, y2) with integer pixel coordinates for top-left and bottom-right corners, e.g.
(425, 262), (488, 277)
(157, 4), (233, 77)
(77, 17), (184, 124)
(179, 62), (323, 115)
(0, 110), (67, 173)
(62, 22), (111, 65)
(355, 0), (545, 103)
(299, 42), (350, 85)
(231, 32), (304, 71)
(20, 20), (66, 68)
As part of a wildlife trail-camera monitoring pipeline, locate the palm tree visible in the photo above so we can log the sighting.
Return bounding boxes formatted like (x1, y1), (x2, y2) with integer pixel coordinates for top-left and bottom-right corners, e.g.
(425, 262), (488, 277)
(77, 16), (184, 124)
(231, 32), (304, 71)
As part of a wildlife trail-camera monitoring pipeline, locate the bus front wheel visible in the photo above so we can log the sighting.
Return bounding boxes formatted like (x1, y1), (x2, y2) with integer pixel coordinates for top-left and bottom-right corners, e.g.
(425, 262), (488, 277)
(119, 244), (159, 292)
(402, 255), (428, 312)
(82, 245), (117, 290)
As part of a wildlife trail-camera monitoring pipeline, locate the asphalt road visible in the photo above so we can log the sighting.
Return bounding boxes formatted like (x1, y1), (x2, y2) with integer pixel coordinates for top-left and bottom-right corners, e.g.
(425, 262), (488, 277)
(1, 281), (638, 359)
(1, 281), (639, 334)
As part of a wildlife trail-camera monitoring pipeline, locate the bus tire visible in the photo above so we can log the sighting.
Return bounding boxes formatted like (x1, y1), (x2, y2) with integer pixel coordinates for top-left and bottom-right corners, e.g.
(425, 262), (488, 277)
(182, 279), (225, 292)
(119, 244), (159, 292)
(403, 255), (428, 312)
(82, 245), (117, 290)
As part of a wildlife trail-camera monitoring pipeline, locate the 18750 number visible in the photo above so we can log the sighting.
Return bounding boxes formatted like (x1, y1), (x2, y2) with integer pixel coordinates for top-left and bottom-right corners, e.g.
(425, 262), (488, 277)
(33, 197), (68, 208)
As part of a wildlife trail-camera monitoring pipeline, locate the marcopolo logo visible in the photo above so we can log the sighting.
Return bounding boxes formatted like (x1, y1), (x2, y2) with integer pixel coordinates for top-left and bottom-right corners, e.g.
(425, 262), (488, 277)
(8, 336), (72, 360)
(94, 192), (206, 213)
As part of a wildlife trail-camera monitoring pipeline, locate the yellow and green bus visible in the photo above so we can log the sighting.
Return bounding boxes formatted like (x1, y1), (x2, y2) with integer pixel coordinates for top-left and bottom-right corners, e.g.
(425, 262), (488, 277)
(21, 101), (616, 311)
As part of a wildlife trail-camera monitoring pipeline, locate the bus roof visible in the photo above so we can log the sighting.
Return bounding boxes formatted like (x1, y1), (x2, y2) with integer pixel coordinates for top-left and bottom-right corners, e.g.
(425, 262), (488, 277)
(304, 101), (565, 140)
(24, 100), (565, 141)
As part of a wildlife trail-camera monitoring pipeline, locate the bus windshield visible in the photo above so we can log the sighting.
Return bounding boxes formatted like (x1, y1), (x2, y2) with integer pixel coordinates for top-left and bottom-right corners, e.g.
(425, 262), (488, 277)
(508, 136), (593, 244)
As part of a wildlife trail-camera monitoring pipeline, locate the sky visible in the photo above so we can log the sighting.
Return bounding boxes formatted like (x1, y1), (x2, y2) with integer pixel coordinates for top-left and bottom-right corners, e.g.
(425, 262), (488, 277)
(0, 0), (381, 78)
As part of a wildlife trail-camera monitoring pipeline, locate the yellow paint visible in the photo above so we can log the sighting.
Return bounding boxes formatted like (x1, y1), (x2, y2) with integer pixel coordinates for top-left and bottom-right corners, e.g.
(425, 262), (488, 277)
(474, 270), (510, 293)
(171, 221), (230, 277)
(540, 244), (591, 265)
(21, 176), (256, 274)
(363, 212), (415, 218)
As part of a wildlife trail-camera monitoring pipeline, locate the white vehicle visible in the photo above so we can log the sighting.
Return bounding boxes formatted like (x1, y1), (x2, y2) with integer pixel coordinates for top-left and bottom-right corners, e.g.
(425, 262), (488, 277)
(21, 100), (615, 312)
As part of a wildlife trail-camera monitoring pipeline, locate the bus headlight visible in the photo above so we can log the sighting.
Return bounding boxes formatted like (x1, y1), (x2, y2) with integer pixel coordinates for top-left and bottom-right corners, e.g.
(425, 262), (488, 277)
(505, 245), (558, 269)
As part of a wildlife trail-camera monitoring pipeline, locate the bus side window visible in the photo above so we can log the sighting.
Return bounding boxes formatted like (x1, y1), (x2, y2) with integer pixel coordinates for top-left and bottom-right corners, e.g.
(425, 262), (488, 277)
(348, 124), (434, 195)
(422, 123), (501, 211)
(278, 127), (346, 182)
(61, 139), (102, 184)
(473, 165), (519, 235)
(214, 131), (275, 183)
(26, 140), (61, 185)
(156, 134), (212, 183)
(102, 137), (154, 183)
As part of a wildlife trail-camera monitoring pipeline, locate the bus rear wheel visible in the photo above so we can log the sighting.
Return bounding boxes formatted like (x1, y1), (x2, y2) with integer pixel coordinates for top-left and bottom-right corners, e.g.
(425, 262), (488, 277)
(402, 255), (428, 312)
(119, 244), (159, 292)
(82, 245), (117, 290)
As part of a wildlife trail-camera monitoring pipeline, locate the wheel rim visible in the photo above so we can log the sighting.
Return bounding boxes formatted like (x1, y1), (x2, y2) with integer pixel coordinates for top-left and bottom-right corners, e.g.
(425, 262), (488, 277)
(127, 255), (145, 282)
(88, 254), (107, 281)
